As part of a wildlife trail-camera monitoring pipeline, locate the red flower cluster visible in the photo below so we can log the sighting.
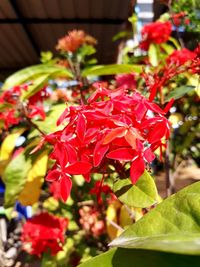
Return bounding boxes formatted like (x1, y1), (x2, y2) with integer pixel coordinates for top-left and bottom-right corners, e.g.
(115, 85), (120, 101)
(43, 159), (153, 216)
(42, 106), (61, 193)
(0, 85), (48, 129)
(40, 83), (171, 202)
(140, 21), (172, 50)
(167, 48), (196, 66)
(56, 30), (97, 53)
(171, 12), (190, 27)
(21, 212), (68, 257)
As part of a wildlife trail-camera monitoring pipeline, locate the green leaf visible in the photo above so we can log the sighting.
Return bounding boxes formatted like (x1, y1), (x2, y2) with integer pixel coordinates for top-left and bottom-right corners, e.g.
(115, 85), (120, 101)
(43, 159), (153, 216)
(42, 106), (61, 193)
(169, 37), (181, 50)
(112, 31), (131, 42)
(81, 64), (142, 77)
(110, 181), (200, 254)
(148, 44), (158, 67)
(113, 171), (158, 208)
(160, 43), (175, 55)
(78, 247), (200, 267)
(2, 64), (73, 90)
(165, 85), (195, 102)
(3, 151), (32, 208)
(20, 73), (51, 100)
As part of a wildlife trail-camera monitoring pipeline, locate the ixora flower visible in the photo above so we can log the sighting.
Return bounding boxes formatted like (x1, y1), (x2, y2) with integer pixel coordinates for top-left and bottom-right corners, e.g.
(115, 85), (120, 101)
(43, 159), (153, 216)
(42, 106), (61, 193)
(140, 21), (172, 50)
(37, 82), (172, 202)
(0, 85), (48, 129)
(167, 48), (196, 66)
(56, 30), (97, 53)
(21, 212), (68, 257)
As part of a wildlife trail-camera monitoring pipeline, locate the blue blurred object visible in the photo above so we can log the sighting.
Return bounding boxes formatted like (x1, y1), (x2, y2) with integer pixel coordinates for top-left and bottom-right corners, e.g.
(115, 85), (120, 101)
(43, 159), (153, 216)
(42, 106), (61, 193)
(0, 180), (5, 194)
(15, 201), (32, 220)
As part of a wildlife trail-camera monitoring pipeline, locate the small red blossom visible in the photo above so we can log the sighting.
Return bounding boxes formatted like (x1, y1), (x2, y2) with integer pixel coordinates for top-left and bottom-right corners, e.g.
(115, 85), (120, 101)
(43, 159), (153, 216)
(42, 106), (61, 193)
(90, 179), (114, 204)
(140, 21), (172, 50)
(167, 48), (196, 66)
(21, 212), (68, 257)
(56, 30), (97, 53)
(171, 12), (188, 27)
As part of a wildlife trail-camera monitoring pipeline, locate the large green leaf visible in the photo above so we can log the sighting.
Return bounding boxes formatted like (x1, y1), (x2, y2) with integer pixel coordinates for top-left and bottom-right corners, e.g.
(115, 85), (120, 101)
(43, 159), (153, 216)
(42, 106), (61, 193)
(20, 73), (51, 100)
(78, 247), (200, 267)
(110, 181), (200, 254)
(2, 64), (73, 90)
(3, 152), (32, 208)
(113, 171), (158, 208)
(81, 64), (142, 77)
(148, 44), (158, 67)
(165, 85), (195, 102)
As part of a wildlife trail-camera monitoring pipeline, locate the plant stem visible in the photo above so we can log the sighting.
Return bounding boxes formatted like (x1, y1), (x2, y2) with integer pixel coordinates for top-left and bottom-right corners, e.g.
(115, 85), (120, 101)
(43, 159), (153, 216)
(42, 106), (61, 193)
(165, 143), (175, 196)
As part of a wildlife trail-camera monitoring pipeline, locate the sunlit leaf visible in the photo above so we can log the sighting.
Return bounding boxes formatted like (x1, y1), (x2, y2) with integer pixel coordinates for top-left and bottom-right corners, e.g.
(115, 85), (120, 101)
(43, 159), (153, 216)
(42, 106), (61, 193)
(0, 128), (25, 161)
(110, 181), (200, 255)
(78, 247), (200, 267)
(18, 151), (48, 206)
(113, 171), (158, 208)
(148, 44), (158, 67)
(165, 85), (195, 102)
(2, 64), (73, 90)
(82, 64), (143, 77)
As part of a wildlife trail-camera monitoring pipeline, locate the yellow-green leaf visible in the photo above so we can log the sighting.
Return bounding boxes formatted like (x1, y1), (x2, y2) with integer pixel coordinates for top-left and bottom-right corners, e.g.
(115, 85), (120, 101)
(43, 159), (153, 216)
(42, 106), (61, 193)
(0, 128), (25, 161)
(18, 151), (48, 206)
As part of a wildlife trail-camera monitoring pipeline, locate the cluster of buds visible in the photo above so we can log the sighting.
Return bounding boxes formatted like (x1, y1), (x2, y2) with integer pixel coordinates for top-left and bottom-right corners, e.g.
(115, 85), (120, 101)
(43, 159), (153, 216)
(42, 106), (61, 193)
(79, 206), (105, 237)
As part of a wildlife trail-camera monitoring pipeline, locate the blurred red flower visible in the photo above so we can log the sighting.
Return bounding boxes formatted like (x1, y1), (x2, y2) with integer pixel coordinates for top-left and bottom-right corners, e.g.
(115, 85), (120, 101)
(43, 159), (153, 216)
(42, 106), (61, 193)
(21, 212), (68, 257)
(140, 21), (172, 50)
(56, 30), (97, 53)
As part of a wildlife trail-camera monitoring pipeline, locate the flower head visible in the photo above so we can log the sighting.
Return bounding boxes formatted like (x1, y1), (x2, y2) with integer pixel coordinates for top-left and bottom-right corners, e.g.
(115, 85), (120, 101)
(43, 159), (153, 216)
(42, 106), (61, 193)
(140, 21), (172, 50)
(56, 30), (97, 53)
(21, 212), (68, 257)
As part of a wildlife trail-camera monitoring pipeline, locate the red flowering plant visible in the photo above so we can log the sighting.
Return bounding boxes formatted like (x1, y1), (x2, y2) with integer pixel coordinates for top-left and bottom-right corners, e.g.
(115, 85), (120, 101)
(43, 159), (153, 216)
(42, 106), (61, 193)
(35, 81), (172, 203)
(1, 22), (199, 267)
(21, 212), (68, 257)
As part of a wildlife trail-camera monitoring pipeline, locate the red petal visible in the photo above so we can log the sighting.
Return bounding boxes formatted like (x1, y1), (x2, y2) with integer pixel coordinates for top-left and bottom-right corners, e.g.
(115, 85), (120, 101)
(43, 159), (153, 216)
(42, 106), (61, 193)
(76, 113), (87, 141)
(143, 147), (155, 163)
(107, 148), (136, 161)
(50, 143), (68, 169)
(60, 174), (72, 202)
(103, 127), (126, 145)
(148, 121), (167, 144)
(130, 157), (145, 184)
(65, 162), (92, 175)
(66, 144), (77, 163)
(83, 173), (91, 183)
(93, 141), (109, 167)
(46, 169), (61, 182)
(57, 107), (69, 126)
(163, 98), (174, 114)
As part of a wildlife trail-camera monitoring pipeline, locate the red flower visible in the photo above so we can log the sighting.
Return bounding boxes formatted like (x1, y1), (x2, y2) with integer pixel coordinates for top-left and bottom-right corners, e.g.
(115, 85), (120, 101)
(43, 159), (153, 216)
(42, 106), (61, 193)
(56, 30), (97, 53)
(21, 212), (68, 257)
(90, 178), (114, 204)
(167, 48), (196, 65)
(140, 21), (172, 50)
